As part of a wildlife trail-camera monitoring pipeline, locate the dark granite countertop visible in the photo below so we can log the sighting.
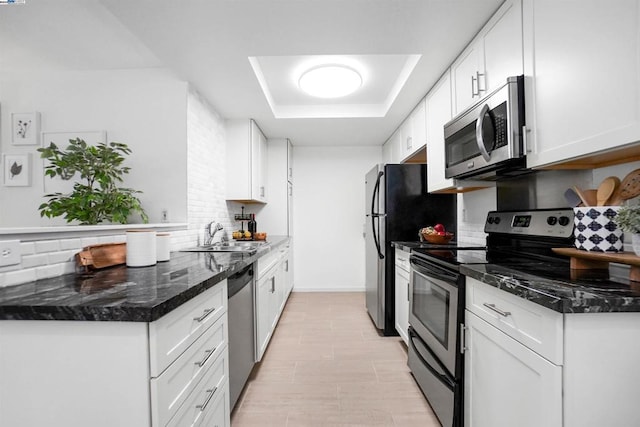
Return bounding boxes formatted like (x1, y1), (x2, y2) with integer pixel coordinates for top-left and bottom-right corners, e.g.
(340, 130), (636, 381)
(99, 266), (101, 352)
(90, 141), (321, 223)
(461, 263), (640, 314)
(0, 236), (290, 322)
(392, 240), (485, 252)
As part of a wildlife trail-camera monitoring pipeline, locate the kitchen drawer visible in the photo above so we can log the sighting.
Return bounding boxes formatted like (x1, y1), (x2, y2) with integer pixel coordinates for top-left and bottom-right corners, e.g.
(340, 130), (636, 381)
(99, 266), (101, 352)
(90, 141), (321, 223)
(166, 352), (229, 427)
(395, 249), (410, 273)
(257, 249), (279, 278)
(199, 380), (229, 427)
(465, 277), (563, 364)
(151, 315), (228, 427)
(150, 281), (227, 377)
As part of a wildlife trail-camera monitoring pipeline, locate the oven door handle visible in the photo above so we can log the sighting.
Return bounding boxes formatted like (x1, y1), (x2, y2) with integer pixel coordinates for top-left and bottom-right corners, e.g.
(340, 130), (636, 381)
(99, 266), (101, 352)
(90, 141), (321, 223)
(408, 327), (455, 390)
(410, 257), (459, 284)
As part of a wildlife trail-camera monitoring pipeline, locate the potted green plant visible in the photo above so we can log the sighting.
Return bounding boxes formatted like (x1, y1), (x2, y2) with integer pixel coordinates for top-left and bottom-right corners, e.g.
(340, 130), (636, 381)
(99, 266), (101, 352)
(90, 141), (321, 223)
(615, 205), (640, 255)
(38, 138), (148, 225)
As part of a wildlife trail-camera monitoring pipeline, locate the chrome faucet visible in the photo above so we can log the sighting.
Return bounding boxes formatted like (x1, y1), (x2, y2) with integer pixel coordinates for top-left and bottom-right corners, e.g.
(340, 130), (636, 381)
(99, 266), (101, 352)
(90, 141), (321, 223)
(204, 221), (224, 246)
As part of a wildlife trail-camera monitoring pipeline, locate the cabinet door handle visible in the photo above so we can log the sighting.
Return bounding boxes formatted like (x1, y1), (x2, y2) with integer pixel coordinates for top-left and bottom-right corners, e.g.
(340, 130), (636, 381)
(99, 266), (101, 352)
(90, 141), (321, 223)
(522, 125), (531, 153)
(460, 324), (467, 354)
(483, 302), (511, 317)
(196, 386), (218, 411)
(406, 136), (412, 150)
(271, 277), (275, 293)
(193, 307), (216, 322)
(260, 186), (265, 198)
(289, 167), (292, 178)
(407, 281), (410, 302)
(285, 260), (289, 272)
(288, 186), (292, 196)
(194, 347), (217, 368)
(471, 74), (477, 97)
(476, 71), (485, 95)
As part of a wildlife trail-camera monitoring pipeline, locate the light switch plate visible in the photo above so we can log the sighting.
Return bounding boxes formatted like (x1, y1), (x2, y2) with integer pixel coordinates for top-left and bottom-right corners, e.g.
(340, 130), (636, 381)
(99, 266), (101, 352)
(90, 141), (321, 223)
(0, 240), (21, 267)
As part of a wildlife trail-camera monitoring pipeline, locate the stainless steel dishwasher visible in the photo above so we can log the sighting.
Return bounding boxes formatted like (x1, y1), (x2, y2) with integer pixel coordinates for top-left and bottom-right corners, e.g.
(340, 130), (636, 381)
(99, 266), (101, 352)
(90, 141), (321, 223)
(227, 263), (256, 410)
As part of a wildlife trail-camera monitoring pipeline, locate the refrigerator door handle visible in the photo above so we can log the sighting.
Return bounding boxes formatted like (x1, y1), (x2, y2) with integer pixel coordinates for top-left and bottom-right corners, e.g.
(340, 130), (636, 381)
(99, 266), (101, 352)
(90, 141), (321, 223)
(371, 170), (385, 260)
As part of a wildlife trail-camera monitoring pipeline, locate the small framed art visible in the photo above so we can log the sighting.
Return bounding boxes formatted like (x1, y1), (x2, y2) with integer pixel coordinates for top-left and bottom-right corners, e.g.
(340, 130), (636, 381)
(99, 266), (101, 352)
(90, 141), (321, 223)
(11, 112), (40, 145)
(3, 153), (31, 187)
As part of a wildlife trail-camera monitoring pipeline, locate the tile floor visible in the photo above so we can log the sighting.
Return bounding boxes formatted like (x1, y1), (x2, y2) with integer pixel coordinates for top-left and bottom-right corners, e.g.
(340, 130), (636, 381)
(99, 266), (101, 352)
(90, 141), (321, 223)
(230, 292), (441, 426)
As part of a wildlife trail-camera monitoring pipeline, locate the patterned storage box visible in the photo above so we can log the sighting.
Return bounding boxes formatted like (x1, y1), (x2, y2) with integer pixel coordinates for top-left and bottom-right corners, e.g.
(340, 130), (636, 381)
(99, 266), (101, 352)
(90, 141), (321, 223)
(573, 207), (624, 252)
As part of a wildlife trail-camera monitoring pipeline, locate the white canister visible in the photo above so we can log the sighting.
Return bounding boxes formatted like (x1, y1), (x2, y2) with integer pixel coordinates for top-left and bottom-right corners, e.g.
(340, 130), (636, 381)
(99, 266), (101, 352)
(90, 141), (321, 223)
(126, 230), (157, 267)
(156, 232), (171, 262)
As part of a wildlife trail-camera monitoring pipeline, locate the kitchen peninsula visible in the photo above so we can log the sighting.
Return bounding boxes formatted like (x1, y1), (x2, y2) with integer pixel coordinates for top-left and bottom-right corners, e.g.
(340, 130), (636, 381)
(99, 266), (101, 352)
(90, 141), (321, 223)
(0, 237), (290, 427)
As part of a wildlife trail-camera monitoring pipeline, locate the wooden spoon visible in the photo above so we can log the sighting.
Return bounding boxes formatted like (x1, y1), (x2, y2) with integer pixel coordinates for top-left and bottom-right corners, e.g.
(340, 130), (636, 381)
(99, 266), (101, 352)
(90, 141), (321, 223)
(572, 186), (592, 206)
(596, 176), (620, 206)
(609, 168), (640, 205)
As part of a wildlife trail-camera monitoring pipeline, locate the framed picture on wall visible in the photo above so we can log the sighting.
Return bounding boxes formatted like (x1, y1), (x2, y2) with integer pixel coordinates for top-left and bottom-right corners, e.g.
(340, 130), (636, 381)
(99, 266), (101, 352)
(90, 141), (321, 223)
(11, 112), (40, 145)
(3, 153), (31, 187)
(41, 131), (106, 194)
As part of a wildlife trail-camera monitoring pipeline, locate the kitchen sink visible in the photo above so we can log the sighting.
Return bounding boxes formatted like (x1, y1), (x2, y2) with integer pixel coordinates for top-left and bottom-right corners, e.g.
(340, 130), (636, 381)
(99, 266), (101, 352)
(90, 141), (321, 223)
(180, 240), (268, 253)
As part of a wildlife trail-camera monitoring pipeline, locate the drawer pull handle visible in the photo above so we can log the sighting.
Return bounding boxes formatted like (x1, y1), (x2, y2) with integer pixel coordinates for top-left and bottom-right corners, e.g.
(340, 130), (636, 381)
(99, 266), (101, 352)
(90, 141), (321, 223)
(196, 386), (218, 411)
(194, 346), (217, 368)
(483, 303), (511, 317)
(194, 307), (216, 322)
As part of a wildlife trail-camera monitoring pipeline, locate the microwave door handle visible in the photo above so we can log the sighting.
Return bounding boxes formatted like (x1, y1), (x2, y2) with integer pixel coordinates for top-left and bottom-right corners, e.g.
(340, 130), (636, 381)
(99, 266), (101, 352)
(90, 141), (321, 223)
(475, 103), (492, 162)
(371, 171), (385, 260)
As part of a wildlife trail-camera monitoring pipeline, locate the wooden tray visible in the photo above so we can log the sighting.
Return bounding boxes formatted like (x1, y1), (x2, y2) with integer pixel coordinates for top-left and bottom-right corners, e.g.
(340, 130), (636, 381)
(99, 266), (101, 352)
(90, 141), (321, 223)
(76, 242), (126, 270)
(552, 247), (640, 282)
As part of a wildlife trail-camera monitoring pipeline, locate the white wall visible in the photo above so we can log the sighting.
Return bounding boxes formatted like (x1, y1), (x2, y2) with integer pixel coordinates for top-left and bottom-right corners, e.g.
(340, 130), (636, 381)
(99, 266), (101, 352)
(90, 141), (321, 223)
(0, 68), (188, 227)
(457, 187), (496, 246)
(293, 146), (381, 291)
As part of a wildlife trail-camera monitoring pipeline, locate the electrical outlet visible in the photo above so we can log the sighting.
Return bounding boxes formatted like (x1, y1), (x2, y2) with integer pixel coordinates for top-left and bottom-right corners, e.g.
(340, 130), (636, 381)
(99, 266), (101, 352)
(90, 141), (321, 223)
(161, 209), (168, 223)
(0, 240), (21, 267)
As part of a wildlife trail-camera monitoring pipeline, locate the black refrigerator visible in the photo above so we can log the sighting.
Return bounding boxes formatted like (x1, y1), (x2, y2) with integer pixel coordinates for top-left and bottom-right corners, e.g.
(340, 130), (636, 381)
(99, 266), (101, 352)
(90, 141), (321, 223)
(365, 163), (457, 336)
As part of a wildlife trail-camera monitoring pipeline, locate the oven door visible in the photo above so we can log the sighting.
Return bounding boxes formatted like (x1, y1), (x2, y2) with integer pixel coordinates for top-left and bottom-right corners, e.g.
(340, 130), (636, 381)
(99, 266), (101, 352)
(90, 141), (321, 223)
(409, 255), (459, 376)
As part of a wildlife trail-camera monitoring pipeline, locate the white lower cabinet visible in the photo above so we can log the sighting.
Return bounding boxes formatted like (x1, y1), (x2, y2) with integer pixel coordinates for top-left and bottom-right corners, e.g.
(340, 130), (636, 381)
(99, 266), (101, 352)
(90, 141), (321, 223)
(464, 277), (640, 427)
(394, 248), (410, 344)
(464, 311), (562, 427)
(255, 243), (292, 361)
(0, 281), (230, 427)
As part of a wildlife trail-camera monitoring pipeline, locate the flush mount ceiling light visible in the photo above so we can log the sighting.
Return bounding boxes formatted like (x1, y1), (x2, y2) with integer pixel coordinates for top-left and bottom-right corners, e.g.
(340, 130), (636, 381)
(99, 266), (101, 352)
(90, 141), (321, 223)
(298, 64), (363, 98)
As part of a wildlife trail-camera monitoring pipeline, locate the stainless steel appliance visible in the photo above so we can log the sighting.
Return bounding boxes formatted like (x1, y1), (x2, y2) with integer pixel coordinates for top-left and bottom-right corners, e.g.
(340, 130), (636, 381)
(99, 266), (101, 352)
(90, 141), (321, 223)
(407, 208), (577, 427)
(444, 75), (527, 180)
(365, 163), (456, 335)
(227, 263), (255, 409)
(408, 247), (486, 427)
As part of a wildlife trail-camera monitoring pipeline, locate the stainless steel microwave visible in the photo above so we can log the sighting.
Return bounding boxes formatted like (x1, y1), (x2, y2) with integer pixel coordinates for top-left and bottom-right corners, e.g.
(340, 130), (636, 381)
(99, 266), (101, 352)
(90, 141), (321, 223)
(444, 75), (527, 180)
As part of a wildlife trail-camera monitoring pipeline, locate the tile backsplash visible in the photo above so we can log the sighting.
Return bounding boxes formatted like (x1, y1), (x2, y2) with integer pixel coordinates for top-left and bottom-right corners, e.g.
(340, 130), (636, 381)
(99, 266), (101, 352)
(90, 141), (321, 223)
(0, 234), (126, 287)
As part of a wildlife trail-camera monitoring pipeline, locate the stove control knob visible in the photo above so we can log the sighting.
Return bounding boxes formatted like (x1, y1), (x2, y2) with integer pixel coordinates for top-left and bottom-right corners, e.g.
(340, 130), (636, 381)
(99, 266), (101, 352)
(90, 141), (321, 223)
(547, 216), (558, 226)
(488, 217), (495, 224)
(558, 216), (571, 226)
(494, 217), (501, 224)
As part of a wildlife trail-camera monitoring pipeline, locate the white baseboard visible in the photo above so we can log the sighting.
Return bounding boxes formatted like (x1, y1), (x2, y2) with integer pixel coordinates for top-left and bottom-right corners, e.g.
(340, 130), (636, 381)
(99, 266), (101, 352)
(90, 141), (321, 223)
(292, 287), (364, 292)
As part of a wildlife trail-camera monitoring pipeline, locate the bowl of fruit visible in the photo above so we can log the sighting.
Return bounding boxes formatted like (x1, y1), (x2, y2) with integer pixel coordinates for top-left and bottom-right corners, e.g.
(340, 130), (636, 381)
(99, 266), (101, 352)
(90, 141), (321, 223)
(420, 224), (454, 244)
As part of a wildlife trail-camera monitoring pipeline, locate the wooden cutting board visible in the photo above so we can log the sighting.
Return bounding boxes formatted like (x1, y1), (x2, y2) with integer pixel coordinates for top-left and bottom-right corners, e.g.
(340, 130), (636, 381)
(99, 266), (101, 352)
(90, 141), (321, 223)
(76, 242), (126, 270)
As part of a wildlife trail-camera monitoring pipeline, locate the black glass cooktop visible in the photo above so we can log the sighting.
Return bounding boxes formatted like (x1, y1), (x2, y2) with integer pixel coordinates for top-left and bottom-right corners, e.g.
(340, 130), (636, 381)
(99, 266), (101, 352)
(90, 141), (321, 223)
(414, 246), (635, 290)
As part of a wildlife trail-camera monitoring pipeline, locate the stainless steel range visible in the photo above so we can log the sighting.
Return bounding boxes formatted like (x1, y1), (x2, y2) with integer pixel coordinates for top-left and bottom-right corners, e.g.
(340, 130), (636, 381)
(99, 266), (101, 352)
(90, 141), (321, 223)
(407, 208), (578, 427)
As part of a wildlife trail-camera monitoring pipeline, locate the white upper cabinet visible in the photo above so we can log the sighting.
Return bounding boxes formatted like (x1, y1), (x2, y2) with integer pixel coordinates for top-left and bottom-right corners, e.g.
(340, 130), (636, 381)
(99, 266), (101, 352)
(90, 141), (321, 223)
(399, 99), (427, 162)
(261, 138), (293, 236)
(452, 0), (523, 115)
(426, 71), (454, 192)
(226, 119), (268, 203)
(523, 0), (640, 169)
(383, 129), (402, 164)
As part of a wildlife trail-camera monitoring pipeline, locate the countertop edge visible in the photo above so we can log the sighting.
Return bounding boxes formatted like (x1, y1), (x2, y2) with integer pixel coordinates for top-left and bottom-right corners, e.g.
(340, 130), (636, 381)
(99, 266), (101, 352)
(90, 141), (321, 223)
(0, 236), (291, 322)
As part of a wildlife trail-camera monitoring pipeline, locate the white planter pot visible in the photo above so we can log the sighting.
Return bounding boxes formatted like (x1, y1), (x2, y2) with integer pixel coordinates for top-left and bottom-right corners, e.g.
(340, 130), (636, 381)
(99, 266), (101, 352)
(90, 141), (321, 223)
(631, 233), (640, 256)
